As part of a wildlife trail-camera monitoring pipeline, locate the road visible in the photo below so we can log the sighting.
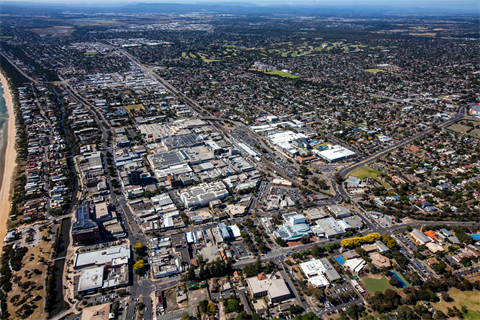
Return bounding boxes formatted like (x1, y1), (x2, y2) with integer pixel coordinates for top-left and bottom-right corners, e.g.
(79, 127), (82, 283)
(338, 103), (466, 183)
(55, 49), (475, 319)
(0, 51), (38, 83)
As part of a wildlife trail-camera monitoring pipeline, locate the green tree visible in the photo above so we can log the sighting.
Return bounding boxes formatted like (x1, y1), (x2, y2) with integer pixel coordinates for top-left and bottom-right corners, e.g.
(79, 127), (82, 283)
(182, 312), (190, 320)
(311, 244), (321, 258)
(389, 276), (400, 287)
(275, 237), (286, 247)
(187, 265), (195, 281)
(226, 299), (240, 313)
(199, 300), (209, 313)
(397, 306), (415, 319)
(346, 304), (365, 320)
(252, 313), (261, 320)
(208, 301), (216, 315)
(133, 260), (145, 270)
(234, 311), (247, 320)
(255, 257), (262, 274)
(243, 264), (256, 278)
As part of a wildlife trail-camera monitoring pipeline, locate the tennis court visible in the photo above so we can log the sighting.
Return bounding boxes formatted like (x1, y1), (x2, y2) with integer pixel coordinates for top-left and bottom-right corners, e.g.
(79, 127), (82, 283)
(388, 271), (409, 288)
(334, 255), (346, 265)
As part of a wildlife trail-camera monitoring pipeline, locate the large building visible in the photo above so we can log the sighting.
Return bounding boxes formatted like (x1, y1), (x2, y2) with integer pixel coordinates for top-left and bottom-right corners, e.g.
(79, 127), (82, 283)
(72, 202), (101, 243)
(469, 105), (480, 118)
(78, 266), (105, 292)
(410, 229), (432, 245)
(148, 151), (185, 170)
(138, 123), (172, 142)
(246, 274), (291, 304)
(162, 133), (199, 150)
(216, 223), (241, 243)
(74, 244), (130, 269)
(316, 217), (345, 238)
(81, 303), (112, 320)
(148, 146), (214, 176)
(327, 205), (352, 218)
(274, 213), (311, 242)
(314, 145), (356, 162)
(128, 170), (141, 185)
(179, 182), (229, 208)
(299, 258), (341, 287)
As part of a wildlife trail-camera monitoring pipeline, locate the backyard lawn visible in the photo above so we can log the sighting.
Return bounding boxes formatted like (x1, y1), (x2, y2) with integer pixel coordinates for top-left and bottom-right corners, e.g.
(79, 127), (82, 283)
(361, 276), (395, 294)
(349, 166), (390, 188)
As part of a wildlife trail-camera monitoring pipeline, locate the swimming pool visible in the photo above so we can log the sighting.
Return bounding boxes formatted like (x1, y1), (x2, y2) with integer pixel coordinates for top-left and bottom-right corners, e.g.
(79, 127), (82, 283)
(334, 255), (346, 265)
(468, 234), (480, 241)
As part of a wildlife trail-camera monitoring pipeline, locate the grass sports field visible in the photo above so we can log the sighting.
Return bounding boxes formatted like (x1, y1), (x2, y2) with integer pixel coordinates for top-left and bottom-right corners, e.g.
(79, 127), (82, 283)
(125, 104), (145, 112)
(264, 70), (300, 78)
(349, 166), (390, 188)
(365, 69), (387, 73)
(432, 288), (480, 320)
(361, 276), (395, 294)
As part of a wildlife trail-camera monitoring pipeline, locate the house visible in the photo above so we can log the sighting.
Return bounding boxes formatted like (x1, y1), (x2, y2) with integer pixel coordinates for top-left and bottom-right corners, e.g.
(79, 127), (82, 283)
(466, 245), (480, 258)
(233, 271), (242, 282)
(209, 278), (218, 292)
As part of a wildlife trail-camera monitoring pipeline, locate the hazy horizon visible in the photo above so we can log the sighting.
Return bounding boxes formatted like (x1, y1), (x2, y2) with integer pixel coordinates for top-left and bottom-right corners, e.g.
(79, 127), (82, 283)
(1, 0), (477, 8)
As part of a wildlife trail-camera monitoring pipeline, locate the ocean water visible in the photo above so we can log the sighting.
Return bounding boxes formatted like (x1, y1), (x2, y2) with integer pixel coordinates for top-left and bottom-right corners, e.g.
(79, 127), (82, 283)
(0, 79), (10, 191)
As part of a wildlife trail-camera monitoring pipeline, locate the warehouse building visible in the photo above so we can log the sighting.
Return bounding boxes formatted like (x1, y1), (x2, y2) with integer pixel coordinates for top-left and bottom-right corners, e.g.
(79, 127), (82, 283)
(327, 205), (352, 218)
(410, 229), (432, 245)
(314, 145), (356, 162)
(316, 218), (345, 238)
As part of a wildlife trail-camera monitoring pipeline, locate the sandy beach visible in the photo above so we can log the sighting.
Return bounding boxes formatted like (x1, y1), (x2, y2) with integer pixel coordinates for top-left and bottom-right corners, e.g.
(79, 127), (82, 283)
(0, 72), (17, 248)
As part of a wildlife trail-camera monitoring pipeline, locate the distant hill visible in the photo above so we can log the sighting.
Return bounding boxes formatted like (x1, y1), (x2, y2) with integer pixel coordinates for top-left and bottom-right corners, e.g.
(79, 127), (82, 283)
(0, 1), (477, 16)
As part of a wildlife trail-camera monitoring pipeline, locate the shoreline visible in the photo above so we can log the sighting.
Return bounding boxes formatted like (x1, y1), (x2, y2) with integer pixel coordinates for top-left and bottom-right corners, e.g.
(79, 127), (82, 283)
(0, 71), (17, 248)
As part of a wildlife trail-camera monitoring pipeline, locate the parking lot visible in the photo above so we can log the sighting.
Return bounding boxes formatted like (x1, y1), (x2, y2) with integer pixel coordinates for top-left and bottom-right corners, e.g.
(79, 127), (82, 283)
(188, 288), (208, 305)
(324, 283), (352, 296)
(396, 234), (418, 252)
(20, 225), (42, 247)
(273, 157), (298, 177)
(270, 186), (304, 204)
(443, 255), (461, 269)
(231, 242), (250, 260)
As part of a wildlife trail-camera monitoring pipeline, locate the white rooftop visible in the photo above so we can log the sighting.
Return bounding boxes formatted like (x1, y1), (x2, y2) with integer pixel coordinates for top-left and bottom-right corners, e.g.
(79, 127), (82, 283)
(299, 259), (330, 287)
(315, 145), (356, 162)
(78, 266), (104, 292)
(74, 245), (131, 268)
